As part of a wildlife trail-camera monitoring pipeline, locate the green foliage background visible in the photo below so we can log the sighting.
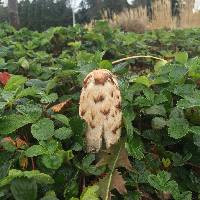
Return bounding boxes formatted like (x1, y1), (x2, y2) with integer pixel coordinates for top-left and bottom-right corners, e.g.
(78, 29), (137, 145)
(0, 21), (200, 199)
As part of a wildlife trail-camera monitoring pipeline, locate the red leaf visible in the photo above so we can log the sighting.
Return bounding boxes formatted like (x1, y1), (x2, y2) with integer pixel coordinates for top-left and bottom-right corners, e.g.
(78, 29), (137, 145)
(0, 72), (11, 86)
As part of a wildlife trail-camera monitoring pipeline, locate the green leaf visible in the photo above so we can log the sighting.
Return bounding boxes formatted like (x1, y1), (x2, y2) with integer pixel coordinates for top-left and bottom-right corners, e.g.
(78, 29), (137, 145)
(40, 93), (58, 104)
(54, 127), (72, 140)
(189, 126), (200, 135)
(18, 57), (29, 70)
(193, 134), (200, 147)
(42, 151), (63, 169)
(31, 118), (54, 141)
(39, 139), (59, 154)
(1, 90), (16, 102)
(112, 62), (129, 74)
(148, 171), (178, 192)
(173, 84), (195, 97)
(80, 185), (99, 200)
(144, 105), (166, 116)
(23, 171), (54, 184)
(174, 52), (188, 64)
(171, 152), (192, 167)
(173, 191), (192, 200)
(177, 96), (200, 109)
(41, 191), (59, 200)
(125, 134), (144, 160)
(0, 169), (54, 187)
(188, 57), (200, 78)
(123, 108), (136, 137)
(11, 177), (37, 200)
(25, 145), (46, 157)
(132, 76), (151, 87)
(168, 117), (189, 139)
(154, 60), (168, 73)
(51, 114), (70, 126)
(78, 154), (104, 176)
(16, 87), (38, 99)
(0, 114), (33, 135)
(4, 75), (27, 91)
(99, 60), (112, 70)
(152, 117), (166, 130)
(16, 103), (42, 122)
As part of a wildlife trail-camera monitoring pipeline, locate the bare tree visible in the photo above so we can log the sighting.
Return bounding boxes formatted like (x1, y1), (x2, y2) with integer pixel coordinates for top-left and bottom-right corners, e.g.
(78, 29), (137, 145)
(8, 0), (20, 28)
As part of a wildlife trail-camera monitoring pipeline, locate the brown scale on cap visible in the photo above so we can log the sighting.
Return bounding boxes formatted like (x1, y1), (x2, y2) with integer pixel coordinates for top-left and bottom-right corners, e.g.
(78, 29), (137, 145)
(100, 108), (110, 115)
(81, 109), (86, 117)
(83, 74), (92, 88)
(112, 124), (121, 135)
(94, 95), (105, 103)
(115, 102), (122, 110)
(89, 122), (96, 129)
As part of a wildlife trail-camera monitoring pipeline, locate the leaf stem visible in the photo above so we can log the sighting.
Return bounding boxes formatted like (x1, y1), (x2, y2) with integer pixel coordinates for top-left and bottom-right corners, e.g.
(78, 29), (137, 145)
(105, 142), (123, 200)
(112, 55), (167, 65)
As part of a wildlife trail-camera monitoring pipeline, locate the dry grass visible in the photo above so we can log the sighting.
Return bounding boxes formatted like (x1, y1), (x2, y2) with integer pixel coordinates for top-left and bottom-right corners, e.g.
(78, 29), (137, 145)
(100, 0), (200, 31)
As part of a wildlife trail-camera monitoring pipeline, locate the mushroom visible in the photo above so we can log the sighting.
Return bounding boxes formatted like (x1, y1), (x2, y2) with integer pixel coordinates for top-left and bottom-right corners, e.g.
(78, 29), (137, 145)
(79, 69), (122, 152)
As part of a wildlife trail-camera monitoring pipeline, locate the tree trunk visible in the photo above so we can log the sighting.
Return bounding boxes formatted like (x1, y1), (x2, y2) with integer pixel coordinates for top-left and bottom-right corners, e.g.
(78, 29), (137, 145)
(8, 0), (20, 28)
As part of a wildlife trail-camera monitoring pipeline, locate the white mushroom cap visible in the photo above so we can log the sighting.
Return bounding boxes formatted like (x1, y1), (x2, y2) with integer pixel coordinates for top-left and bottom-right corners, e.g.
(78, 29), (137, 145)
(79, 69), (122, 152)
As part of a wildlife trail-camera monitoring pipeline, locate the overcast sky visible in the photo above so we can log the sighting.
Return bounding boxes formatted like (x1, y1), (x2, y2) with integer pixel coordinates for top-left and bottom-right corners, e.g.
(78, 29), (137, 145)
(2, 0), (200, 10)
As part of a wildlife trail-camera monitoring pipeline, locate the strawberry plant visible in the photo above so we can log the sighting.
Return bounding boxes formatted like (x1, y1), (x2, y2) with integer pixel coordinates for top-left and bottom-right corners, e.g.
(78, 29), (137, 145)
(0, 21), (200, 199)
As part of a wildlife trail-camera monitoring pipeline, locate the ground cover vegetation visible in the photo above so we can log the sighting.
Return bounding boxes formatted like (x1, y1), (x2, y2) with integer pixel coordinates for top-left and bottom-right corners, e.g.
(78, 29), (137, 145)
(0, 21), (200, 199)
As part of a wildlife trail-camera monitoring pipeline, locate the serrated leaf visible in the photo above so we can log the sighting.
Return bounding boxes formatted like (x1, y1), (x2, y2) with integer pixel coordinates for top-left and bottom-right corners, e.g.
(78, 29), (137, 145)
(25, 145), (46, 157)
(16, 87), (38, 99)
(144, 105), (166, 116)
(148, 171), (179, 193)
(0, 114), (33, 135)
(0, 169), (54, 187)
(189, 126), (200, 135)
(80, 185), (100, 200)
(77, 154), (104, 176)
(152, 117), (166, 130)
(168, 117), (189, 139)
(171, 152), (192, 167)
(39, 139), (59, 154)
(10, 177), (37, 200)
(193, 134), (200, 147)
(174, 52), (188, 64)
(31, 118), (54, 140)
(16, 103), (42, 122)
(4, 75), (27, 91)
(125, 134), (144, 160)
(169, 66), (187, 83)
(132, 76), (151, 87)
(51, 114), (70, 126)
(42, 151), (63, 169)
(154, 60), (168, 73)
(177, 97), (200, 109)
(40, 93), (58, 104)
(41, 191), (59, 200)
(54, 127), (72, 140)
(18, 57), (29, 70)
(99, 60), (112, 70)
(123, 108), (136, 137)
(23, 171), (54, 184)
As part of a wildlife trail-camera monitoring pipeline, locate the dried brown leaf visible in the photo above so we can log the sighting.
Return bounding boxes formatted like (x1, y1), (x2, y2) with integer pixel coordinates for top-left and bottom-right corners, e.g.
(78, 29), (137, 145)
(112, 170), (127, 194)
(98, 169), (127, 200)
(96, 141), (132, 171)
